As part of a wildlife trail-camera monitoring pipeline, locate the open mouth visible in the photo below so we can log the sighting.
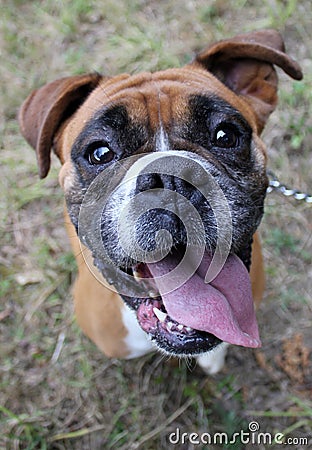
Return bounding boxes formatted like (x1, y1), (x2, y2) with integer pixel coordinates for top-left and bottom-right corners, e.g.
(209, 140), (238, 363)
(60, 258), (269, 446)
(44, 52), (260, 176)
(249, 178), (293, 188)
(120, 246), (261, 356)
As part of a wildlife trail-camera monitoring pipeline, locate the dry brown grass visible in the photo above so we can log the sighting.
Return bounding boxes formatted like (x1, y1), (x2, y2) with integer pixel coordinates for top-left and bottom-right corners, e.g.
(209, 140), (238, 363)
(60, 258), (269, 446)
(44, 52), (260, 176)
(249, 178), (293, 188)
(1, 1), (311, 448)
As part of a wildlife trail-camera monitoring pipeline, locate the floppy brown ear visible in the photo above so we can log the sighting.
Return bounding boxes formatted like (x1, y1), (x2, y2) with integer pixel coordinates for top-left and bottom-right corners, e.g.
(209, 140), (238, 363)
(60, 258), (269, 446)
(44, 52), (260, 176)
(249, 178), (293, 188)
(19, 73), (103, 178)
(193, 29), (303, 133)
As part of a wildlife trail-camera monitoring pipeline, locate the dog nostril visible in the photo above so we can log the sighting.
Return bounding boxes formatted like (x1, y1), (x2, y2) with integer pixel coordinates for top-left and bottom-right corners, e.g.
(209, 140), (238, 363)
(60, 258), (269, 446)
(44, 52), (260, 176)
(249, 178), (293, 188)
(136, 173), (165, 192)
(136, 173), (196, 197)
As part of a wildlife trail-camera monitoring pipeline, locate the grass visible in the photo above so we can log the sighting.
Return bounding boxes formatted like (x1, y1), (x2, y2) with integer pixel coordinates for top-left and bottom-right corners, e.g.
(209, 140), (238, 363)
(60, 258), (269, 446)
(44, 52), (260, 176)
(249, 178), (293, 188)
(1, 0), (311, 448)
(281, 79), (312, 150)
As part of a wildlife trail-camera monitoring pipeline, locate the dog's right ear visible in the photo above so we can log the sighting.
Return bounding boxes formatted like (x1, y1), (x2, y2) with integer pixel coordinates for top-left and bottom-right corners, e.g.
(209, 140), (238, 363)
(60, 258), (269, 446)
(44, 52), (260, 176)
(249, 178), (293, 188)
(192, 30), (303, 134)
(19, 73), (103, 178)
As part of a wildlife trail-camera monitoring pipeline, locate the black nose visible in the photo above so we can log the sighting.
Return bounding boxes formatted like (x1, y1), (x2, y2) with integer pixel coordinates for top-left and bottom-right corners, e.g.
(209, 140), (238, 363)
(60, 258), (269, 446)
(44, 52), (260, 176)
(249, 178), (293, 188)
(135, 172), (204, 207)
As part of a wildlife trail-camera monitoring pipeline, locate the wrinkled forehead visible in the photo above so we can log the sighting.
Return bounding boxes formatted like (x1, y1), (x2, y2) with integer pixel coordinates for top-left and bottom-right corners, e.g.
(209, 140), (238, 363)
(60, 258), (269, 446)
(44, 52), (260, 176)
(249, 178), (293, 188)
(66, 67), (257, 144)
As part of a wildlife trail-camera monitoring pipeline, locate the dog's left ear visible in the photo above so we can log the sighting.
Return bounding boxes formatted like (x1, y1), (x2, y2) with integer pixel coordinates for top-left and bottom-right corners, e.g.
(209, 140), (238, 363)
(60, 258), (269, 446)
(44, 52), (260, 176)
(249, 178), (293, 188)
(192, 29), (303, 133)
(19, 73), (103, 178)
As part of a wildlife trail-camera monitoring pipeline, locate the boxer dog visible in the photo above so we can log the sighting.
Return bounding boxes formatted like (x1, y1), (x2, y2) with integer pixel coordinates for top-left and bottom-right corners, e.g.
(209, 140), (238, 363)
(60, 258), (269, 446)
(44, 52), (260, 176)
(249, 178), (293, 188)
(19, 30), (302, 374)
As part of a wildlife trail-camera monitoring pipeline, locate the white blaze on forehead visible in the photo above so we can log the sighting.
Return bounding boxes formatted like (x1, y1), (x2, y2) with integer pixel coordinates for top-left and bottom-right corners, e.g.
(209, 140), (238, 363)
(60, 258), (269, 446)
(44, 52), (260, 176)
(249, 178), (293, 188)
(156, 126), (170, 152)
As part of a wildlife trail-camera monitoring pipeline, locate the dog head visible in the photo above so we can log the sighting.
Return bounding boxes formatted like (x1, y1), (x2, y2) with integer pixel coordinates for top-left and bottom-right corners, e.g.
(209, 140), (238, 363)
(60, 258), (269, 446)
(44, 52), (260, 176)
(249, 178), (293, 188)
(19, 30), (302, 356)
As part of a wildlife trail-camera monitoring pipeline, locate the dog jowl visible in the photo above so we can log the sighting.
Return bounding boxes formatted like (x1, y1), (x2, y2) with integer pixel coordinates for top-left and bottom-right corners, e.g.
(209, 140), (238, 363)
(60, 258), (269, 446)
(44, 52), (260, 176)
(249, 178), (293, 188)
(19, 30), (302, 373)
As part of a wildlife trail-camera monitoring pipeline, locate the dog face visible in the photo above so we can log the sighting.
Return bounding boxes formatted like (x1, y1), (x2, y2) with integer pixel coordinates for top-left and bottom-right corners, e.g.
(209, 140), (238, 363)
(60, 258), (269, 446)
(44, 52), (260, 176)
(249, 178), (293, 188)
(63, 71), (268, 356)
(19, 30), (302, 357)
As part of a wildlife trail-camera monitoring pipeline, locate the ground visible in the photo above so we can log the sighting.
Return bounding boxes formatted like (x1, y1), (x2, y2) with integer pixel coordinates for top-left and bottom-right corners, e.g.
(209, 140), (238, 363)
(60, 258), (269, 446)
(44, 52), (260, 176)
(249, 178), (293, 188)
(0, 1), (311, 449)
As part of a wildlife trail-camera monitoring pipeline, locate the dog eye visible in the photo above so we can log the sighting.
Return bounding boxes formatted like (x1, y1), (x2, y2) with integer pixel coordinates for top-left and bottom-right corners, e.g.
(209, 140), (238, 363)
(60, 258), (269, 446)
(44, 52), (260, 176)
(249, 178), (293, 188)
(212, 124), (239, 148)
(86, 142), (115, 165)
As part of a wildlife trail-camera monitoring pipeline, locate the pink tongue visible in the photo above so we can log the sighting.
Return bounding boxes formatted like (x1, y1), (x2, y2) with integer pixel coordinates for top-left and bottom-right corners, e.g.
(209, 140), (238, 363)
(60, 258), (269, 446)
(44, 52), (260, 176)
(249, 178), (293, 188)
(147, 253), (261, 348)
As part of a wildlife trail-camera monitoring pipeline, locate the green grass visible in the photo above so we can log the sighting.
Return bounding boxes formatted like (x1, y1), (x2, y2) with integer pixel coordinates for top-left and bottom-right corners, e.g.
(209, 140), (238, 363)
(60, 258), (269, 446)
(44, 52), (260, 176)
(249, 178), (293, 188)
(262, 0), (300, 28)
(0, 405), (49, 449)
(283, 80), (312, 150)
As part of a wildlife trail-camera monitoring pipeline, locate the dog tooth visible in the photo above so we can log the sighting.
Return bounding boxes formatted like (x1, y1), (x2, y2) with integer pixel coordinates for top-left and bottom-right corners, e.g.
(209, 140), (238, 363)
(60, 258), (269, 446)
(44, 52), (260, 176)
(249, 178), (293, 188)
(185, 326), (193, 332)
(153, 307), (167, 323)
(167, 321), (174, 330)
(177, 324), (184, 331)
(148, 290), (159, 298)
(133, 269), (142, 282)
